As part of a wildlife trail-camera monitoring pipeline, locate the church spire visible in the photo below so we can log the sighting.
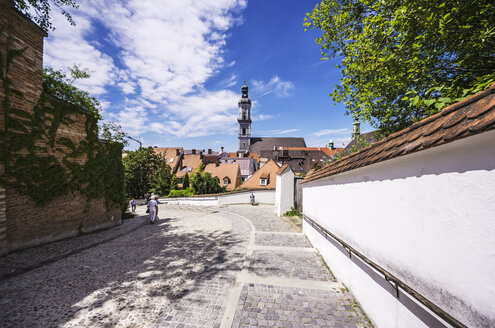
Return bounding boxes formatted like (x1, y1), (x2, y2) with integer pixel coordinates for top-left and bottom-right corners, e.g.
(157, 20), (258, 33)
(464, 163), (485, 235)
(238, 81), (252, 152)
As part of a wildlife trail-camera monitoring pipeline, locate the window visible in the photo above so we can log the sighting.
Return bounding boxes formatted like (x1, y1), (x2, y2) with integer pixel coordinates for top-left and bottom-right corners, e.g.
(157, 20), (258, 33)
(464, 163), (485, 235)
(181, 167), (186, 172)
(242, 128), (246, 135)
(223, 177), (230, 186)
(169, 158), (174, 163)
(260, 178), (267, 186)
(188, 167), (193, 172)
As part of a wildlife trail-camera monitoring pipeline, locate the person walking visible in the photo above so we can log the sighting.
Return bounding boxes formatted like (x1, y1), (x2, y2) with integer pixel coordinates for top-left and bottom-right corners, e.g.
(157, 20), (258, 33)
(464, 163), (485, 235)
(147, 197), (158, 224)
(154, 196), (160, 219)
(130, 198), (137, 213)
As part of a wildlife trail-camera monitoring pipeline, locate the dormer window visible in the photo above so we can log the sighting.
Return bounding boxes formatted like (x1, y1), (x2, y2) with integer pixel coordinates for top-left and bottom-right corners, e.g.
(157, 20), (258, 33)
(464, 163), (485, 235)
(169, 158), (174, 163)
(181, 167), (186, 172)
(259, 173), (269, 186)
(188, 167), (193, 172)
(223, 177), (230, 186)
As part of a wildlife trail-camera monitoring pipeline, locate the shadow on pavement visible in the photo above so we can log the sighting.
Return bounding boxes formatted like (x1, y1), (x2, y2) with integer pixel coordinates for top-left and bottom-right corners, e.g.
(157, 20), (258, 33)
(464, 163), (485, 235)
(0, 214), (251, 327)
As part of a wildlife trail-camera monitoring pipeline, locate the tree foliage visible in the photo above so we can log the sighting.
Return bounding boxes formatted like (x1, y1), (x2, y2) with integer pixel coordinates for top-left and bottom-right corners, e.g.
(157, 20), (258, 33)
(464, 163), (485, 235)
(182, 172), (190, 189)
(190, 172), (224, 195)
(100, 121), (129, 147)
(170, 175), (178, 191)
(149, 163), (172, 197)
(122, 147), (170, 198)
(305, 0), (495, 135)
(14, 0), (78, 32)
(43, 66), (101, 119)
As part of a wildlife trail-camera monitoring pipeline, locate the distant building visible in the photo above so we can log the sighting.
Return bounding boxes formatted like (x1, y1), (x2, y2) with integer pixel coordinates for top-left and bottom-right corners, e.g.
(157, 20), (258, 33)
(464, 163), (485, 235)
(339, 121), (378, 158)
(237, 81), (252, 152)
(176, 153), (202, 182)
(220, 156), (257, 182)
(260, 147), (343, 175)
(204, 163), (242, 191)
(240, 159), (280, 189)
(236, 82), (307, 155)
(153, 147), (183, 174)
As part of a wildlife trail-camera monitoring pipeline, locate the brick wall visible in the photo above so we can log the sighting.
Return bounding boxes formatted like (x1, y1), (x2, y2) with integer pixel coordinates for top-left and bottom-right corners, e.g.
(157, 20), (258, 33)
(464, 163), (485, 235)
(0, 0), (121, 255)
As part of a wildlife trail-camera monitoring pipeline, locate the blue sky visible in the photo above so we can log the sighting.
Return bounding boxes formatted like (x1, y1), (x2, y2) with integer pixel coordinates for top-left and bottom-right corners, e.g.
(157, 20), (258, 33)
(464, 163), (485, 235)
(44, 0), (371, 151)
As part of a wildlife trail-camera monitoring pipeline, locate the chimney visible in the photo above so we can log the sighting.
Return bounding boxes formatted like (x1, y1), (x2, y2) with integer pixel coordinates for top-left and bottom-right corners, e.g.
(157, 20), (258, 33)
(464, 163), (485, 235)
(352, 119), (361, 140)
(208, 149), (212, 154)
(192, 149), (196, 154)
(221, 146), (224, 153)
(328, 140), (334, 150)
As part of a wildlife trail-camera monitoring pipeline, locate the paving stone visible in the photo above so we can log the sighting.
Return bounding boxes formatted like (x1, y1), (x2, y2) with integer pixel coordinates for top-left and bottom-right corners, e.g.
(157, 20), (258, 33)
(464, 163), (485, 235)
(223, 205), (295, 232)
(233, 284), (372, 328)
(0, 204), (372, 328)
(254, 233), (311, 248)
(248, 250), (335, 281)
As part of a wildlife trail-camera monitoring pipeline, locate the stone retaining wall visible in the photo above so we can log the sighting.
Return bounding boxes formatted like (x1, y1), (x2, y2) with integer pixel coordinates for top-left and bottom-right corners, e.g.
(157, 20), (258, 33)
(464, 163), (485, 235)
(0, 0), (121, 255)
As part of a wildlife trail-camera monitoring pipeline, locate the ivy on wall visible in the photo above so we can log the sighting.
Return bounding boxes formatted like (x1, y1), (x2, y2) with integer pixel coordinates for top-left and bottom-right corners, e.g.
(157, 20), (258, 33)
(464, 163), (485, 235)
(0, 30), (125, 212)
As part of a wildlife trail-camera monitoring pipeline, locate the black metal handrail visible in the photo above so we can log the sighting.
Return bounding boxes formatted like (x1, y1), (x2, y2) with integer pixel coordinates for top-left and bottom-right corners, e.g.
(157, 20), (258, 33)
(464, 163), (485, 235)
(303, 214), (466, 328)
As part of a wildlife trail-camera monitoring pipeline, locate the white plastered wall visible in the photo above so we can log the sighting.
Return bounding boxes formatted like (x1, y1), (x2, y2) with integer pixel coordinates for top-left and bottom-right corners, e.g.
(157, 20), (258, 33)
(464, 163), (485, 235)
(275, 169), (295, 216)
(218, 189), (275, 206)
(160, 190), (276, 207)
(303, 129), (495, 328)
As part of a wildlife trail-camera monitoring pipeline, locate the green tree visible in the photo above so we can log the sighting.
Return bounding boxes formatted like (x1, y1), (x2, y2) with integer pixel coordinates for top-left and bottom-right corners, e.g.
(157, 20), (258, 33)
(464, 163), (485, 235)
(305, 0), (495, 136)
(170, 175), (178, 191)
(100, 121), (129, 147)
(182, 172), (190, 189)
(123, 147), (163, 198)
(14, 0), (78, 31)
(191, 172), (224, 195)
(149, 163), (172, 197)
(43, 65), (101, 119)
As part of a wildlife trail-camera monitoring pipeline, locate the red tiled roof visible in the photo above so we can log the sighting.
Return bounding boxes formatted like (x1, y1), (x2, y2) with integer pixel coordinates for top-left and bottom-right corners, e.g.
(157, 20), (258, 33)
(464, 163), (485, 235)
(241, 159), (280, 189)
(177, 154), (202, 178)
(304, 83), (495, 183)
(320, 148), (344, 158)
(276, 163), (289, 175)
(205, 163), (242, 191)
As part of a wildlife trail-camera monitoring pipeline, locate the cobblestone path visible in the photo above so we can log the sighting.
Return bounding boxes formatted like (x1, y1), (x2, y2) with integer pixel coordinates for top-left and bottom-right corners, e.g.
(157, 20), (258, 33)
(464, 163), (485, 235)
(0, 204), (371, 328)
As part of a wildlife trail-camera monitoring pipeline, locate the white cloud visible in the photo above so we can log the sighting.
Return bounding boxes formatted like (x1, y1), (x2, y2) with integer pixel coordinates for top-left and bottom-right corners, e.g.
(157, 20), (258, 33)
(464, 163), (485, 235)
(313, 128), (349, 137)
(44, 0), (248, 139)
(93, 0), (247, 102)
(107, 106), (148, 136)
(258, 128), (300, 135)
(164, 89), (239, 137)
(118, 82), (136, 94)
(252, 114), (274, 121)
(251, 75), (294, 98)
(44, 13), (118, 95)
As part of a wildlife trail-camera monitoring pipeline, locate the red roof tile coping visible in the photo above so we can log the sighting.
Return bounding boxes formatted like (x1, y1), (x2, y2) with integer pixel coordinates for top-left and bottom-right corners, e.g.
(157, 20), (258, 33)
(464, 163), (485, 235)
(276, 163), (289, 175)
(304, 83), (495, 184)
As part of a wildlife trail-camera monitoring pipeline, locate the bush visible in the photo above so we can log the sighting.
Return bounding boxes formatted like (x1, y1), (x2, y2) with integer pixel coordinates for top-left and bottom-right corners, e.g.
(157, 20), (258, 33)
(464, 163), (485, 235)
(182, 172), (190, 189)
(283, 207), (302, 218)
(191, 171), (225, 195)
(167, 188), (194, 198)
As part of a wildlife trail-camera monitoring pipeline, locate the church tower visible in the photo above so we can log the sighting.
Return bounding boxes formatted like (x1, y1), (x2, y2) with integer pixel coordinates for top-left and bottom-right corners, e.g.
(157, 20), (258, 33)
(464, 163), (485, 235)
(238, 81), (252, 152)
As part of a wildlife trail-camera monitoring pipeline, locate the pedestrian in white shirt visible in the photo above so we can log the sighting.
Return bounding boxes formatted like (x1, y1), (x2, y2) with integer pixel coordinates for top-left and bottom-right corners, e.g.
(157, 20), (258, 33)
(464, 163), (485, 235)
(147, 197), (158, 224)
